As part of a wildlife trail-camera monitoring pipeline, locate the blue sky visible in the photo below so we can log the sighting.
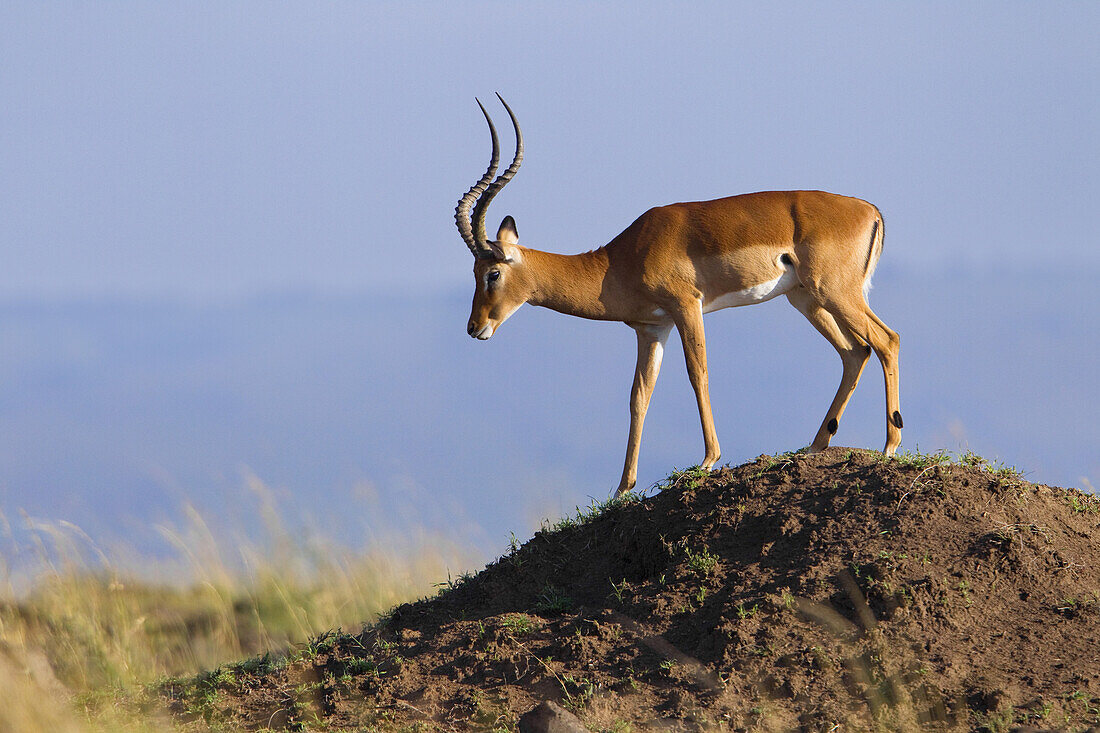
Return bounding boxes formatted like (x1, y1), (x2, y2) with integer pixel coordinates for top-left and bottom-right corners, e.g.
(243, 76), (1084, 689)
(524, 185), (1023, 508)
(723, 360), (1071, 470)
(0, 3), (1097, 567)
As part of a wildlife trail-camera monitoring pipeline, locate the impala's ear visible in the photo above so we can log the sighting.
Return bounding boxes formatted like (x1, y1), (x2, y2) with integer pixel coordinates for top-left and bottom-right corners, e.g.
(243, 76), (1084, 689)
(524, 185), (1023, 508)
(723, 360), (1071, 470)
(496, 216), (519, 246)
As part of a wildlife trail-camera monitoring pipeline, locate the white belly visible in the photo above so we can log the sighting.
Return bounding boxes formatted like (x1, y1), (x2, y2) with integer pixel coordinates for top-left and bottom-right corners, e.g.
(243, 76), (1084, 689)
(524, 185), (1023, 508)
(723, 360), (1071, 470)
(702, 267), (799, 314)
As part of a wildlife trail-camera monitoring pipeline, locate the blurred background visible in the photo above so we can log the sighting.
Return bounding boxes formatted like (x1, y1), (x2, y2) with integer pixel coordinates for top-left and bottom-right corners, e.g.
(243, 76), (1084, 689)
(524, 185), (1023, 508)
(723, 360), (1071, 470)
(1, 2), (1097, 577)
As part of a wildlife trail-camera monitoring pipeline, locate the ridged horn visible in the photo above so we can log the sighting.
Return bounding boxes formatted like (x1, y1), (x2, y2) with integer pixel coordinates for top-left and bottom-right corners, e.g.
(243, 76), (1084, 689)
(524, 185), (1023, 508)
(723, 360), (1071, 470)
(471, 94), (524, 249)
(454, 98), (499, 258)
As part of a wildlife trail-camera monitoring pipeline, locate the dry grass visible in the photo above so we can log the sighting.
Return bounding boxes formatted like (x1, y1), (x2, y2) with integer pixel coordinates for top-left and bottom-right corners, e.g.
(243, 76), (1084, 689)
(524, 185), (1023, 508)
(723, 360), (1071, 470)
(0, 478), (477, 732)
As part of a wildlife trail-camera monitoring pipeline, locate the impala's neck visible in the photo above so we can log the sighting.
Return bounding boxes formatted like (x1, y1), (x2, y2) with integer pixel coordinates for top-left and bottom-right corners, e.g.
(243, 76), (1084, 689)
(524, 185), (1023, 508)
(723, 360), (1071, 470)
(521, 247), (616, 321)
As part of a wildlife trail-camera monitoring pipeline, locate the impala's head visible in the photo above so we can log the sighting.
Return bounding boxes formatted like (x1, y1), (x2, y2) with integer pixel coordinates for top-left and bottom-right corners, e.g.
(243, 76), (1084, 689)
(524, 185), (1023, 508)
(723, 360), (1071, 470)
(454, 95), (529, 340)
(467, 215), (534, 339)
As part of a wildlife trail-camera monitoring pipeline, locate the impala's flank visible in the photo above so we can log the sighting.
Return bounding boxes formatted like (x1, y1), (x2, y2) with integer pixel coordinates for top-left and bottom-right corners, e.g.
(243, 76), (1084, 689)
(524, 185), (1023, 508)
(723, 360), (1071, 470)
(455, 95), (902, 496)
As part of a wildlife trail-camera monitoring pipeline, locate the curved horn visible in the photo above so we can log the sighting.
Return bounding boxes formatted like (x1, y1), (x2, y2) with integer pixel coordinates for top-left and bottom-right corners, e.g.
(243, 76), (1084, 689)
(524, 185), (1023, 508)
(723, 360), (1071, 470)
(471, 93), (524, 247)
(454, 98), (499, 258)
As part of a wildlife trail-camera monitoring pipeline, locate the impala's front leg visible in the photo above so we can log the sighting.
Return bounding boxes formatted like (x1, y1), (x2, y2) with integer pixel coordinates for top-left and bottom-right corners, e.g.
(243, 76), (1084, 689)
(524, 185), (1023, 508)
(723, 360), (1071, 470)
(675, 300), (721, 470)
(616, 323), (673, 496)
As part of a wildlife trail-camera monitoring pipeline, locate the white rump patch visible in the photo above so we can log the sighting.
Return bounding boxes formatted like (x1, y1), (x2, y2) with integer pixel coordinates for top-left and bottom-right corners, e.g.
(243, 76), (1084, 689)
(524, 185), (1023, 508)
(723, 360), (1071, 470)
(863, 225), (882, 301)
(702, 266), (799, 314)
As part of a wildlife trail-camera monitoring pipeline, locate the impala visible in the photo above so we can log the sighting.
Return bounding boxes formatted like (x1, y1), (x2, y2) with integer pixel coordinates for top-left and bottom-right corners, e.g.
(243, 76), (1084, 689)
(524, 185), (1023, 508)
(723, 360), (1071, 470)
(455, 95), (902, 496)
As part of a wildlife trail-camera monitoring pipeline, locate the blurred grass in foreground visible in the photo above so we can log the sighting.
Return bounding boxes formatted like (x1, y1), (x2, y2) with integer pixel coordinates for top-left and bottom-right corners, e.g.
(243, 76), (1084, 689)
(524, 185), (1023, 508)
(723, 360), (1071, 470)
(0, 476), (476, 731)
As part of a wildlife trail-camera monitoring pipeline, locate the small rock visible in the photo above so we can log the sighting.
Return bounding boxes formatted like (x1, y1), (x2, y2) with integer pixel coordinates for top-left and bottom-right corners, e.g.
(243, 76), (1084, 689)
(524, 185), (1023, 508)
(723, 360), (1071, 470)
(518, 700), (587, 733)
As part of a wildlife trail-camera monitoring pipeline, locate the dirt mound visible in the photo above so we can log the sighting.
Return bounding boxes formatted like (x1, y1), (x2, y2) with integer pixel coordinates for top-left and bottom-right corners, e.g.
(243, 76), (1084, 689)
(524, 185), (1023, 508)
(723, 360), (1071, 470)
(163, 449), (1100, 731)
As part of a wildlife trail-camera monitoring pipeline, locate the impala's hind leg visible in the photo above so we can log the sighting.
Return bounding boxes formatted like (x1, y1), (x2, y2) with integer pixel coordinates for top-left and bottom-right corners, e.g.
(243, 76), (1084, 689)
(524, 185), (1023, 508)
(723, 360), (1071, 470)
(866, 307), (903, 455)
(814, 293), (902, 456)
(787, 287), (870, 452)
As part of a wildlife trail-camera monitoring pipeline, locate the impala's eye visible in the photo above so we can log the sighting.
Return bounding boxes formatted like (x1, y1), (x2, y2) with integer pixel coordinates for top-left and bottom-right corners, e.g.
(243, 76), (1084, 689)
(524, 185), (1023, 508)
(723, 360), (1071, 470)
(487, 270), (501, 283)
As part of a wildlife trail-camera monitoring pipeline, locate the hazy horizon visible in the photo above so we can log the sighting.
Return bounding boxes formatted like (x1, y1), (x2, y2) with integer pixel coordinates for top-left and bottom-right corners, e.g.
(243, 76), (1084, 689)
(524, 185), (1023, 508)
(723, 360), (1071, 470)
(1, 265), (1095, 573)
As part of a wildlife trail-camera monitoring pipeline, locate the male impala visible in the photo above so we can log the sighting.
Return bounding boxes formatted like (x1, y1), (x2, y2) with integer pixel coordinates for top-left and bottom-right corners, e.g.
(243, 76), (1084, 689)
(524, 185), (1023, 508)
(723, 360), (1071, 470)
(456, 96), (902, 496)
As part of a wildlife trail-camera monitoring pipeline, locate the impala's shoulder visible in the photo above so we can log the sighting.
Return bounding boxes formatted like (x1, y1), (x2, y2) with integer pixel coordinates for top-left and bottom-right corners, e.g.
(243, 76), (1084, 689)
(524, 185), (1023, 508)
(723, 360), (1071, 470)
(637, 200), (687, 218)
(619, 202), (689, 235)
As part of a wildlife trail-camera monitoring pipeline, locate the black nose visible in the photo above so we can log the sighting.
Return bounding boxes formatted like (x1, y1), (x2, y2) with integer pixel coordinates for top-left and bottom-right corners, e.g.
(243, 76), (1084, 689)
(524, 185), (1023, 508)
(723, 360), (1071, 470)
(467, 321), (476, 336)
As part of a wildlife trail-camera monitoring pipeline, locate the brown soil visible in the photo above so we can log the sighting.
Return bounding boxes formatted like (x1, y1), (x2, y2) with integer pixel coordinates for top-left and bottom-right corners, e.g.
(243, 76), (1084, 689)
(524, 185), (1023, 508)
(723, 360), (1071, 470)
(163, 448), (1100, 731)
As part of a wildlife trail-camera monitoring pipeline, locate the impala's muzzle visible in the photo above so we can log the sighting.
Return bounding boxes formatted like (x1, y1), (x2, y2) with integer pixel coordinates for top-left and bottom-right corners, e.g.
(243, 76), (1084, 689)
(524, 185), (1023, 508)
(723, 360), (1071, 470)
(467, 319), (494, 340)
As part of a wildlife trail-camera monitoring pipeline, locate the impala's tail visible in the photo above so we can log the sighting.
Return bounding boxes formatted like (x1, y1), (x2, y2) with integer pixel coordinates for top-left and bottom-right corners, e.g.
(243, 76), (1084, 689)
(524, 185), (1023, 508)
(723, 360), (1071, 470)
(862, 207), (885, 301)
